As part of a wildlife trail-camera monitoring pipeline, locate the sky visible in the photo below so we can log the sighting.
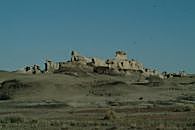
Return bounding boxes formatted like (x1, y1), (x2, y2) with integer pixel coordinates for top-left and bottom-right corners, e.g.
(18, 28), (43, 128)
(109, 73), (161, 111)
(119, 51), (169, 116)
(0, 0), (194, 73)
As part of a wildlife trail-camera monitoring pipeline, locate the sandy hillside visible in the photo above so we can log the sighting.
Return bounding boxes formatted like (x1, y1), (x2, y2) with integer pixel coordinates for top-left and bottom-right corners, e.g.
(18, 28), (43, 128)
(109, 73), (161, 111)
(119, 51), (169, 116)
(0, 71), (195, 130)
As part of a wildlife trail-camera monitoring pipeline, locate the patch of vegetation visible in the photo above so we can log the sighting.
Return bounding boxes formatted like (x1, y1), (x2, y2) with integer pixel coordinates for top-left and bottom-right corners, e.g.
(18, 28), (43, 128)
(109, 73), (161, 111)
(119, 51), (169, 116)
(180, 81), (195, 85)
(177, 94), (195, 102)
(103, 109), (118, 120)
(173, 104), (194, 112)
(89, 81), (128, 97)
(93, 80), (127, 87)
(0, 70), (8, 72)
(0, 79), (31, 100)
(0, 93), (11, 100)
(0, 115), (25, 124)
(145, 75), (164, 87)
(146, 75), (163, 82)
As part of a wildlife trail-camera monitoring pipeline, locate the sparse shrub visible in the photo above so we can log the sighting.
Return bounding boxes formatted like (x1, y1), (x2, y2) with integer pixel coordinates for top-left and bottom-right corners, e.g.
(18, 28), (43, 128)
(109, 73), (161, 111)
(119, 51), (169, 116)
(103, 109), (118, 120)
(0, 93), (11, 100)
(146, 75), (162, 82)
(29, 119), (39, 124)
(146, 75), (163, 87)
(130, 123), (137, 129)
(50, 120), (63, 127)
(91, 126), (100, 130)
(178, 95), (195, 101)
(174, 104), (194, 112)
(0, 116), (25, 123)
(61, 127), (69, 130)
(70, 121), (76, 126)
(0, 79), (31, 100)
(156, 123), (165, 130)
(106, 126), (118, 130)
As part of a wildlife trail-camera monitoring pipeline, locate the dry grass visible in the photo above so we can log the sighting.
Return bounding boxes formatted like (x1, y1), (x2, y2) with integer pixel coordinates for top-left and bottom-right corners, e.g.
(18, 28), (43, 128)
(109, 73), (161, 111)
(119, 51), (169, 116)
(0, 72), (195, 129)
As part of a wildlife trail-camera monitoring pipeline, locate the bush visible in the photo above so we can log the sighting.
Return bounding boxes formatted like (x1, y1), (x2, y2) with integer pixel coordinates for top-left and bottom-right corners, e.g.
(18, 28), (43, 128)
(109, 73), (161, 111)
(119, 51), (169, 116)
(146, 75), (163, 82)
(174, 104), (194, 112)
(0, 116), (25, 123)
(0, 79), (31, 100)
(103, 109), (118, 120)
(0, 93), (11, 100)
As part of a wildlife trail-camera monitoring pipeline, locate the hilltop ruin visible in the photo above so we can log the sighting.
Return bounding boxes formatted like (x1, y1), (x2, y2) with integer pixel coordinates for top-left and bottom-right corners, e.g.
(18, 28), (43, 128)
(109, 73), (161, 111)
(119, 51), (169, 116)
(17, 50), (187, 79)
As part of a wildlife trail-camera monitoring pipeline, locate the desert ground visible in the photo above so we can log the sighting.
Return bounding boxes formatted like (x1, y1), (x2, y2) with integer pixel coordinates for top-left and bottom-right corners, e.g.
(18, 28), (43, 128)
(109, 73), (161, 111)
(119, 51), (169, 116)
(0, 71), (195, 130)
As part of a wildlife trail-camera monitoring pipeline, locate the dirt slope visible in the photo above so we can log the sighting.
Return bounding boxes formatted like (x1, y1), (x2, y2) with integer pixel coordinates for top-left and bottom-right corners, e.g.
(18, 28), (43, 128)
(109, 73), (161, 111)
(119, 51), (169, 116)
(0, 71), (195, 130)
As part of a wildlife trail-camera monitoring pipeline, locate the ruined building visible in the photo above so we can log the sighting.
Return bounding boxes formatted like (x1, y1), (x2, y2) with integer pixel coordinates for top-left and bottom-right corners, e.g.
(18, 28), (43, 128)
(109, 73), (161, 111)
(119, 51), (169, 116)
(115, 51), (128, 60)
(16, 64), (41, 74)
(17, 50), (165, 79)
(44, 60), (60, 73)
(93, 51), (145, 75)
(106, 51), (144, 72)
(71, 51), (92, 65)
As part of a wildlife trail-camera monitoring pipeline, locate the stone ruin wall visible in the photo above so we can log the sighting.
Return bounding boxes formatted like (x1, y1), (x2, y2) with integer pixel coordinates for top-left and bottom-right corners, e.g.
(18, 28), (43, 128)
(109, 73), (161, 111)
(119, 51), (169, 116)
(16, 64), (41, 74)
(17, 50), (172, 79)
(45, 60), (60, 73)
(106, 51), (144, 72)
(115, 51), (128, 60)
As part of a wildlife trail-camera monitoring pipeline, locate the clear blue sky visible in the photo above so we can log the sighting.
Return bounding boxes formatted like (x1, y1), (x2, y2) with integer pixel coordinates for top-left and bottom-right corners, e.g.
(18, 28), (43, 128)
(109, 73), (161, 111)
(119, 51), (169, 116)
(0, 0), (194, 73)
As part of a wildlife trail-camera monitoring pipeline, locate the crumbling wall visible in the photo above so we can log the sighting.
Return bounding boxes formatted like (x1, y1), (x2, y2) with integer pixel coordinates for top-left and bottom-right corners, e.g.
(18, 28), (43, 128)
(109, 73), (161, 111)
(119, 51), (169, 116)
(91, 58), (107, 67)
(16, 50), (167, 77)
(94, 66), (110, 74)
(117, 60), (131, 70)
(115, 51), (128, 60)
(71, 50), (92, 65)
(45, 60), (59, 72)
(32, 64), (41, 74)
(106, 52), (144, 72)
(129, 60), (144, 71)
(106, 60), (118, 70)
(143, 69), (164, 79)
(16, 64), (41, 74)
